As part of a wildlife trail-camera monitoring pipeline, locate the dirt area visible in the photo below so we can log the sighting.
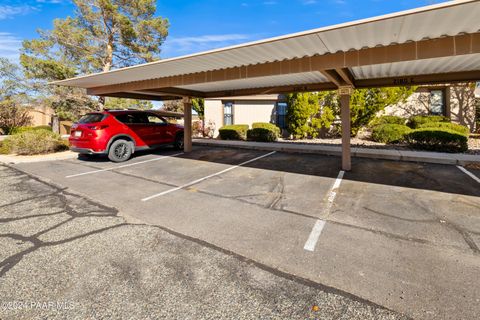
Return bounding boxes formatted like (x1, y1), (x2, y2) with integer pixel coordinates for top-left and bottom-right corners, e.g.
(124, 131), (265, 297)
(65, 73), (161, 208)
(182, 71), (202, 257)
(277, 137), (480, 155)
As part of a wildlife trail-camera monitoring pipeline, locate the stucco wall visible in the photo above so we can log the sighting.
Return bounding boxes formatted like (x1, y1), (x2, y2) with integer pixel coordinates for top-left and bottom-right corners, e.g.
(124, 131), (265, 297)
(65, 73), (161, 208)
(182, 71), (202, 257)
(28, 106), (54, 127)
(204, 99), (276, 137)
(234, 100), (276, 127)
(204, 100), (223, 137)
(382, 85), (477, 132)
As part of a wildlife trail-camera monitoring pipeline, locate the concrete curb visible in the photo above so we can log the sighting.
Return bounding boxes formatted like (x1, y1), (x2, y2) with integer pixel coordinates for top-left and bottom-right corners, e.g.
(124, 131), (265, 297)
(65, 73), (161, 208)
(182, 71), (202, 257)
(193, 139), (480, 166)
(0, 151), (78, 164)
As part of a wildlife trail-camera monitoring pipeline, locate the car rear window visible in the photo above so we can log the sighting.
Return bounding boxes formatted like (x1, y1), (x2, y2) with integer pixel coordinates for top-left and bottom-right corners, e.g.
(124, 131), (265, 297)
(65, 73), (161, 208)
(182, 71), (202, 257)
(115, 113), (149, 124)
(78, 113), (107, 124)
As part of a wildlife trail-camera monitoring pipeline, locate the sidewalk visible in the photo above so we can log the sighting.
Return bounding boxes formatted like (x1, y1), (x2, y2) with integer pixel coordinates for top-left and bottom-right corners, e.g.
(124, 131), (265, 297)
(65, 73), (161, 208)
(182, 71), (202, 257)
(193, 139), (480, 166)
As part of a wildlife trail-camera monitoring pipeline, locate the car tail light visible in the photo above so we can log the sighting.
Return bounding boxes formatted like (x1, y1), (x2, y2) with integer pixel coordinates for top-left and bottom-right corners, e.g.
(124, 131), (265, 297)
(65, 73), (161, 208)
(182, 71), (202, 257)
(87, 125), (109, 130)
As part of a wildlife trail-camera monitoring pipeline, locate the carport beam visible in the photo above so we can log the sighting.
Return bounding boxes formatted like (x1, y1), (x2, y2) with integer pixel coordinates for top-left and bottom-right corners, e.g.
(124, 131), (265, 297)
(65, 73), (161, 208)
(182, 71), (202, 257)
(183, 97), (193, 152)
(339, 87), (353, 171)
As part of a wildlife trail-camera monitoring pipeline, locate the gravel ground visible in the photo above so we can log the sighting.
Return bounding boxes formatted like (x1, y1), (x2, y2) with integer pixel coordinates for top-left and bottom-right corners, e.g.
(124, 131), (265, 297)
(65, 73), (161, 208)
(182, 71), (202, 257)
(277, 137), (480, 155)
(0, 165), (409, 320)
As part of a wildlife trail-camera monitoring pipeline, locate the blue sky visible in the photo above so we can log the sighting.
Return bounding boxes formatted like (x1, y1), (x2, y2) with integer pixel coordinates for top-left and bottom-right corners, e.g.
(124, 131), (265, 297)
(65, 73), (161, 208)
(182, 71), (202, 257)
(0, 0), (446, 62)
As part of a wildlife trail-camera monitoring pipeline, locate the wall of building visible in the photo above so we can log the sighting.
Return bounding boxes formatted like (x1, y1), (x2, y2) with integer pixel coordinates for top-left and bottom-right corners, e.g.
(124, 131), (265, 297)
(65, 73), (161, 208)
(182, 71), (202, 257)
(204, 99), (223, 137)
(28, 105), (54, 127)
(234, 100), (276, 127)
(204, 98), (277, 137)
(382, 85), (477, 132)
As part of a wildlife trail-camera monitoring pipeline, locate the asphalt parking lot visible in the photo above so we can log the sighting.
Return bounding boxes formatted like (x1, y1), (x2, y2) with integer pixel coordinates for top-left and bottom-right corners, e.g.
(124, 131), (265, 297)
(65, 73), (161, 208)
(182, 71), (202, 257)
(4, 146), (480, 319)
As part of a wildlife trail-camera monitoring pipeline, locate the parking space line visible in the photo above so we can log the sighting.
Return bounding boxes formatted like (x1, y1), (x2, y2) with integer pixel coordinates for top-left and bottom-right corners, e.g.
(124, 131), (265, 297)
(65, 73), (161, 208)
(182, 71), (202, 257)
(66, 153), (184, 178)
(304, 170), (345, 252)
(141, 151), (277, 201)
(456, 165), (480, 184)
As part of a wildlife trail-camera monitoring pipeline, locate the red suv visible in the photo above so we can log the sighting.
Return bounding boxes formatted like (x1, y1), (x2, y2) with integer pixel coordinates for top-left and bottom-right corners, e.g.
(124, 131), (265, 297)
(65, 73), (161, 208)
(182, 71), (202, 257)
(69, 110), (184, 162)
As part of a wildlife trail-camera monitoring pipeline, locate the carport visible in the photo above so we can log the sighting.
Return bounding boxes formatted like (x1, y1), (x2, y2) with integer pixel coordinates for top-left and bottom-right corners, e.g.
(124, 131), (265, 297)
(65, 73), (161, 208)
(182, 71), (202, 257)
(53, 0), (480, 171)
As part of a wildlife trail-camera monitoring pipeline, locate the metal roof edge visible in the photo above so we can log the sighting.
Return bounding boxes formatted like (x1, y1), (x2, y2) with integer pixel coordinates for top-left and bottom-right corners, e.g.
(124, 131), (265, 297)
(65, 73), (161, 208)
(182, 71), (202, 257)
(51, 0), (477, 87)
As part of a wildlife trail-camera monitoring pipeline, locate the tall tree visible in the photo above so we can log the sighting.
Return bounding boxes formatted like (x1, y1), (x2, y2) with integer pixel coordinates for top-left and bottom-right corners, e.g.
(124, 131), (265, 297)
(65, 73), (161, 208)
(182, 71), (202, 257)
(161, 98), (203, 115)
(286, 87), (416, 138)
(192, 98), (205, 119)
(0, 59), (33, 133)
(20, 0), (169, 116)
(105, 97), (153, 110)
(285, 92), (320, 139)
(162, 99), (184, 113)
(345, 87), (416, 136)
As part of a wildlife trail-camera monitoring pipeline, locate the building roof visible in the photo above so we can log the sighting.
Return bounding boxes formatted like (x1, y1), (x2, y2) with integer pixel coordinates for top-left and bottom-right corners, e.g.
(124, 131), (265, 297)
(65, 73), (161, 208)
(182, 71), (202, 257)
(53, 0), (480, 100)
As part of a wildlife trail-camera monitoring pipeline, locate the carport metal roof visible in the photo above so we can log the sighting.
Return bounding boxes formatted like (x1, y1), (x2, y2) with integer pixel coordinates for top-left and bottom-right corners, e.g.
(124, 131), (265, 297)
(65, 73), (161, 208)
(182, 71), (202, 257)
(53, 0), (480, 100)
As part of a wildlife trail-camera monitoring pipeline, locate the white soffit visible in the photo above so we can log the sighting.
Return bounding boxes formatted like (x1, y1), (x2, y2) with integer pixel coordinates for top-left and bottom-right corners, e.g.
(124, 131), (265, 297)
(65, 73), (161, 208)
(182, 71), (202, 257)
(53, 0), (480, 89)
(177, 72), (329, 92)
(351, 54), (480, 80)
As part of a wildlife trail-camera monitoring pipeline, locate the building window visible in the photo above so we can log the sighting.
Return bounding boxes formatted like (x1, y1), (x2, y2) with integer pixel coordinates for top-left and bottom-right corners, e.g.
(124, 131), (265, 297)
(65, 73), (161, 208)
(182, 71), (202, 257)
(224, 102), (233, 125)
(276, 102), (288, 129)
(429, 89), (445, 115)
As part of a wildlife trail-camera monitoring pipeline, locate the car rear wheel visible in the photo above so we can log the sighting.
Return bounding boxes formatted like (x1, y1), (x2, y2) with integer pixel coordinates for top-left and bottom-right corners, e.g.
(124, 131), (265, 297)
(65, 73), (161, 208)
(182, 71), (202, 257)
(173, 133), (184, 150)
(108, 139), (133, 162)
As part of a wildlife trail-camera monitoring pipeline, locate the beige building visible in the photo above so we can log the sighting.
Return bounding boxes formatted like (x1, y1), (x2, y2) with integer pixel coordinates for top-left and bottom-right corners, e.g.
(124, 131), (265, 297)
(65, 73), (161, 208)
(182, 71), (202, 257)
(204, 84), (478, 136)
(28, 105), (54, 128)
(382, 84), (477, 132)
(26, 105), (72, 135)
(204, 95), (287, 137)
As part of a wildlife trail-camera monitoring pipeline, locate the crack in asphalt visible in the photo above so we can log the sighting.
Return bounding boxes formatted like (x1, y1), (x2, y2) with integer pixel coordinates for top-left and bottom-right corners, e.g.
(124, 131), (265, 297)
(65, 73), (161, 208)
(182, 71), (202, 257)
(0, 164), (410, 318)
(364, 203), (480, 254)
(55, 162), (480, 255)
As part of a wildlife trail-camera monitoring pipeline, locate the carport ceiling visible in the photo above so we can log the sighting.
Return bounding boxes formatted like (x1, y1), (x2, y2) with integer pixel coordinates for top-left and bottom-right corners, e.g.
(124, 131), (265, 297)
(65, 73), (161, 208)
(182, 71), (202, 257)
(53, 0), (480, 100)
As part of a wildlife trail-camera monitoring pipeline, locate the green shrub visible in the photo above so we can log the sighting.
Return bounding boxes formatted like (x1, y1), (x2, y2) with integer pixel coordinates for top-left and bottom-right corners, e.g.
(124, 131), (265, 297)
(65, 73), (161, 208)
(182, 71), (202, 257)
(9, 125), (52, 135)
(0, 141), (7, 154)
(1, 129), (68, 155)
(417, 122), (470, 136)
(218, 124), (249, 140)
(247, 128), (278, 142)
(406, 128), (468, 153)
(252, 122), (280, 136)
(407, 115), (450, 129)
(369, 115), (406, 128)
(371, 124), (411, 144)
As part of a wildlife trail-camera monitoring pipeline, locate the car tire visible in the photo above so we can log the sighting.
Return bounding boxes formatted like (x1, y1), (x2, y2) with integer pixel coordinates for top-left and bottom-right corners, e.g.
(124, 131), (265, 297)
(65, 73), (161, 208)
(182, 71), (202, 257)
(108, 139), (133, 162)
(173, 133), (184, 150)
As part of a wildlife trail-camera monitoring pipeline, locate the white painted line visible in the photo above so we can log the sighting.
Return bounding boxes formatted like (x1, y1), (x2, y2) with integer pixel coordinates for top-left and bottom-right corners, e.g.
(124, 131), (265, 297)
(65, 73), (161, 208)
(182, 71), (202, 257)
(142, 151), (276, 201)
(457, 165), (480, 184)
(303, 170), (345, 252)
(303, 220), (326, 252)
(66, 153), (184, 178)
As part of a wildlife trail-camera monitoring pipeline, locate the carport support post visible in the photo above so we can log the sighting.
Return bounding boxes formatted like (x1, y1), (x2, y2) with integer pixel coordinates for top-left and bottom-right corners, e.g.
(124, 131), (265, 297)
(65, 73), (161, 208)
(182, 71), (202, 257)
(339, 86), (353, 171)
(183, 97), (193, 152)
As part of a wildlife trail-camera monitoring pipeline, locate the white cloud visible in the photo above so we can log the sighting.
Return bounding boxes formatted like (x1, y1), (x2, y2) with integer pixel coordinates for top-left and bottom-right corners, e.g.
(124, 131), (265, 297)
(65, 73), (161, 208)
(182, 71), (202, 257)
(0, 32), (22, 61)
(162, 34), (254, 57)
(36, 0), (64, 3)
(302, 0), (317, 4)
(0, 5), (36, 20)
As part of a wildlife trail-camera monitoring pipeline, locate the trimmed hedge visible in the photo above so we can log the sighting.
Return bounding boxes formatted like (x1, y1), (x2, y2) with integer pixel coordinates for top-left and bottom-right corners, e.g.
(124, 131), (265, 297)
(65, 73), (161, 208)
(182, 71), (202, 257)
(406, 128), (468, 153)
(407, 115), (450, 129)
(9, 125), (53, 135)
(369, 115), (406, 128)
(371, 124), (411, 144)
(417, 122), (470, 136)
(1, 129), (68, 155)
(251, 122), (280, 136)
(247, 128), (278, 142)
(218, 124), (249, 140)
